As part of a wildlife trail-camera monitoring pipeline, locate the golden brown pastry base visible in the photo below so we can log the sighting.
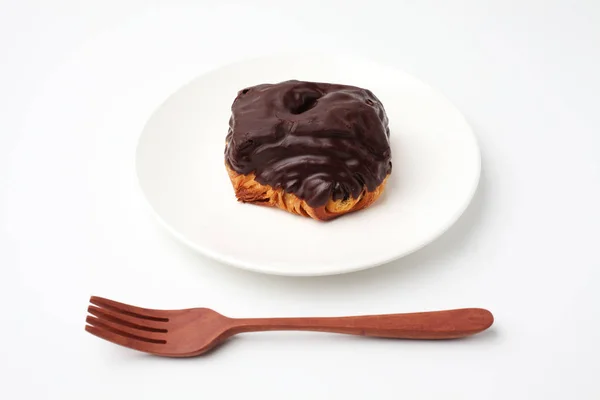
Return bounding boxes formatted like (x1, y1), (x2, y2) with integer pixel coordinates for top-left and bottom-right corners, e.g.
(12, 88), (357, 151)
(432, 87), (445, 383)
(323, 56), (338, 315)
(226, 164), (389, 221)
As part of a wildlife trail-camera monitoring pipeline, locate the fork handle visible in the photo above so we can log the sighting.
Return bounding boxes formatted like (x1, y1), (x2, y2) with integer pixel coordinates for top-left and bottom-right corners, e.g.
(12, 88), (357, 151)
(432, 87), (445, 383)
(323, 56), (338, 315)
(229, 308), (493, 339)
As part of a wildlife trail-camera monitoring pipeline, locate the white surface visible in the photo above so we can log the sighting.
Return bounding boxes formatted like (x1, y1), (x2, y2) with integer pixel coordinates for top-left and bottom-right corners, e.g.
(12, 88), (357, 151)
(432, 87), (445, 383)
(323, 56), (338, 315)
(1, 0), (599, 399)
(137, 53), (481, 275)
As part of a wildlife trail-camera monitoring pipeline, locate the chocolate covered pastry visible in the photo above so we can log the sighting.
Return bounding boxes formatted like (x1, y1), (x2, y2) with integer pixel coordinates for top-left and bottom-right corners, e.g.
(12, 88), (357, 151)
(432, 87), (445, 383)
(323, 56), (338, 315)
(224, 80), (392, 221)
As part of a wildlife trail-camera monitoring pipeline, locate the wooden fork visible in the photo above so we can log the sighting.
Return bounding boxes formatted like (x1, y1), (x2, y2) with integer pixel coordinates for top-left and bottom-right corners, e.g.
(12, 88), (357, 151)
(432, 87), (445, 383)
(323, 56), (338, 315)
(85, 296), (494, 357)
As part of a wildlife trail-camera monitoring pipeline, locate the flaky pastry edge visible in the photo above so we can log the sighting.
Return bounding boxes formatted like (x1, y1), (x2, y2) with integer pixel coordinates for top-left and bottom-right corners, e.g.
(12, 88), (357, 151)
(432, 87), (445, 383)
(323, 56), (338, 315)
(225, 163), (389, 221)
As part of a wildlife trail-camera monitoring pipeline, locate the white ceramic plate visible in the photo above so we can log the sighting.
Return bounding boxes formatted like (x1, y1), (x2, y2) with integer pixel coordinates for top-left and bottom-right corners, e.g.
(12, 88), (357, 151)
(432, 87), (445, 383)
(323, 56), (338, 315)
(136, 53), (480, 276)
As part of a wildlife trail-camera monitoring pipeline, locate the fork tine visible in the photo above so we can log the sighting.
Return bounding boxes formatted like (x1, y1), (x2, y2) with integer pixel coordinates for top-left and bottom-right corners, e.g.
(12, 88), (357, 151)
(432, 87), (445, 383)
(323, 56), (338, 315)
(85, 325), (166, 355)
(86, 316), (167, 343)
(87, 306), (167, 332)
(89, 296), (169, 321)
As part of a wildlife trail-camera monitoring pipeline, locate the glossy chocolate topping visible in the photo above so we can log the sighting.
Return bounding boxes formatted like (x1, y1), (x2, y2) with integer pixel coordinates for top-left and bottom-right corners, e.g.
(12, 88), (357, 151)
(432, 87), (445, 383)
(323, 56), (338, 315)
(224, 80), (392, 208)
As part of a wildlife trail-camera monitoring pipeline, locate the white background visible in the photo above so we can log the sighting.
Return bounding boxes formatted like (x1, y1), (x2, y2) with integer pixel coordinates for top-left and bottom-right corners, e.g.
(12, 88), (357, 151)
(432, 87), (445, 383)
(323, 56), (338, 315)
(1, 0), (599, 399)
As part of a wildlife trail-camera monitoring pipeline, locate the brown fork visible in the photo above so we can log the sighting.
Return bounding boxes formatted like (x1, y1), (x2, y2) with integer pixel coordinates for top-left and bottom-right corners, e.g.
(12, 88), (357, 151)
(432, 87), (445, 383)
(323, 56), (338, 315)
(85, 296), (494, 357)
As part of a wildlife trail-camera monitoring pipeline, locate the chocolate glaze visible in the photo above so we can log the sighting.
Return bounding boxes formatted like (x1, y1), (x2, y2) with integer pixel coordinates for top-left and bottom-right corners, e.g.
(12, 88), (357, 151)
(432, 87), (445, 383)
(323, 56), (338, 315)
(224, 80), (392, 208)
